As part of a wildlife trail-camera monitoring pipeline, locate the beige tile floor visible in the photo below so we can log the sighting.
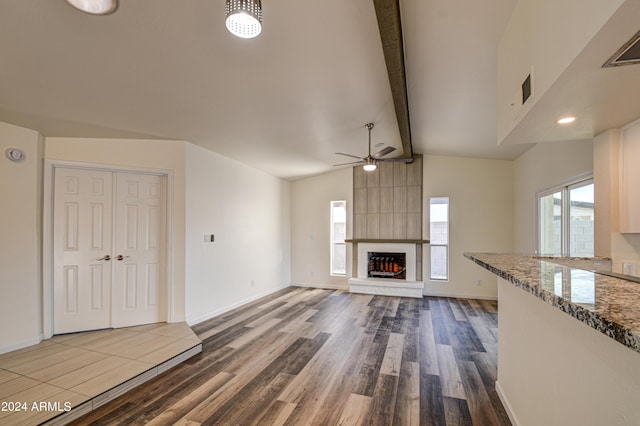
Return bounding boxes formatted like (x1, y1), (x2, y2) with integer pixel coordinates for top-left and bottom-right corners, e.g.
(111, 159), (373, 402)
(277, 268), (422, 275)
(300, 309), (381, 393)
(0, 323), (201, 426)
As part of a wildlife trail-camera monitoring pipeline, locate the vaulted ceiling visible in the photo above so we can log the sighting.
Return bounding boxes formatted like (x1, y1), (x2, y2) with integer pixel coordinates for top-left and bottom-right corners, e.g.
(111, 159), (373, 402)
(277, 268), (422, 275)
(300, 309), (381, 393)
(0, 0), (536, 179)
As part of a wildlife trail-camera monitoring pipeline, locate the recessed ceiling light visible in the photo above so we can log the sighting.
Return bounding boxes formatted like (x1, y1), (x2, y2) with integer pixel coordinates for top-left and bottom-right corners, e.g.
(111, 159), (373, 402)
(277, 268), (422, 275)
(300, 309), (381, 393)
(557, 116), (576, 125)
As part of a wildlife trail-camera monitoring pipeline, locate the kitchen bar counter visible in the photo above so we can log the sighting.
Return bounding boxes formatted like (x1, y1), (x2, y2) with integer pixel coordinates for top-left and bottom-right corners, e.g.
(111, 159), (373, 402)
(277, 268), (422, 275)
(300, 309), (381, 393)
(465, 252), (640, 353)
(465, 253), (640, 425)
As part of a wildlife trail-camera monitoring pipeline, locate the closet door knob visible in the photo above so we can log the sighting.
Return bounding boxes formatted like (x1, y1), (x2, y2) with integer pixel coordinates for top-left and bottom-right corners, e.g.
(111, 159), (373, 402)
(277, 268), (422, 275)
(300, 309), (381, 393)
(97, 255), (111, 261)
(116, 255), (130, 261)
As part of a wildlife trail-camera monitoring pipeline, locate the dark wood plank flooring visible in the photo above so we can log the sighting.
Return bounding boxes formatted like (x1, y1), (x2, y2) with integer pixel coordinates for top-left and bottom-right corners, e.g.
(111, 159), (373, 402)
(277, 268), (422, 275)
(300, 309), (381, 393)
(69, 287), (510, 425)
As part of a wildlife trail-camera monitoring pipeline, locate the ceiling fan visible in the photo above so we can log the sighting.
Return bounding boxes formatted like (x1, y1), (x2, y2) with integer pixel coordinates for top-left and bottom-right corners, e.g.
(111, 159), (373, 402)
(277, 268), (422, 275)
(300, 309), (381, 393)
(334, 122), (413, 171)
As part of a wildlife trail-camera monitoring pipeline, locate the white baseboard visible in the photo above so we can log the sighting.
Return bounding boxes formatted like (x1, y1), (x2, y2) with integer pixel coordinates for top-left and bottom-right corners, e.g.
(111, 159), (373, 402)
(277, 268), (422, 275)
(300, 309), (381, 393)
(292, 284), (497, 300)
(187, 284), (290, 326)
(0, 334), (43, 355)
(423, 290), (497, 301)
(291, 282), (349, 291)
(495, 380), (519, 426)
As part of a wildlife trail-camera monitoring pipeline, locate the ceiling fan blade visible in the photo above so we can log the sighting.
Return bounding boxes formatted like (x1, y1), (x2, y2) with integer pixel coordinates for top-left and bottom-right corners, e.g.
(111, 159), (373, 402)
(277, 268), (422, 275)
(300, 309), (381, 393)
(335, 152), (364, 160)
(373, 146), (396, 159)
(333, 160), (364, 167)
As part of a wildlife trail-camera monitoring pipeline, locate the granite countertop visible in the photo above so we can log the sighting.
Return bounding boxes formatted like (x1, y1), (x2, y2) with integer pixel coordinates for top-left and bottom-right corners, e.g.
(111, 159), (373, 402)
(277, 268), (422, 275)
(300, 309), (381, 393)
(464, 253), (640, 354)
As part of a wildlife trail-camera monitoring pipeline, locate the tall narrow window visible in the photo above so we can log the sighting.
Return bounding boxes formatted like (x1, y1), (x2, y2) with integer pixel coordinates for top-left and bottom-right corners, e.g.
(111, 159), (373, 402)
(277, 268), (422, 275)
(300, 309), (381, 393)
(537, 178), (594, 257)
(430, 197), (449, 281)
(330, 200), (346, 275)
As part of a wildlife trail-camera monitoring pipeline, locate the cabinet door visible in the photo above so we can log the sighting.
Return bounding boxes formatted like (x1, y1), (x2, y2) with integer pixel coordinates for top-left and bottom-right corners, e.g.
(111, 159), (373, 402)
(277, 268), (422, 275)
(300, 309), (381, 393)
(620, 124), (640, 233)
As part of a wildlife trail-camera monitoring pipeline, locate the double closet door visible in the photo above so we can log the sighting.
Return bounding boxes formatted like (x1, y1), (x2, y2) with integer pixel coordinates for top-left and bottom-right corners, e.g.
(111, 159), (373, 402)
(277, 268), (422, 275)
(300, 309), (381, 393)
(53, 168), (167, 334)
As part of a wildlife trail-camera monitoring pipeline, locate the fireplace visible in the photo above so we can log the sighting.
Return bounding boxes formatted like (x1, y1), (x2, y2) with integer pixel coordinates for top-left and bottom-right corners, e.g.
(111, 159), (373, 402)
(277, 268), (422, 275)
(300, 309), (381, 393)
(368, 252), (406, 280)
(348, 158), (425, 298)
(349, 242), (424, 298)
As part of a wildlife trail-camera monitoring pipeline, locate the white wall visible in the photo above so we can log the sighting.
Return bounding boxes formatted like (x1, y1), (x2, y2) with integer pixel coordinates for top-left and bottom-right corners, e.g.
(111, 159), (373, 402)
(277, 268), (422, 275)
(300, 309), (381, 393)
(45, 137), (187, 322)
(497, 0), (625, 143)
(291, 168), (352, 289)
(497, 278), (640, 425)
(185, 143), (291, 325)
(0, 122), (43, 353)
(512, 140), (593, 253)
(423, 155), (513, 299)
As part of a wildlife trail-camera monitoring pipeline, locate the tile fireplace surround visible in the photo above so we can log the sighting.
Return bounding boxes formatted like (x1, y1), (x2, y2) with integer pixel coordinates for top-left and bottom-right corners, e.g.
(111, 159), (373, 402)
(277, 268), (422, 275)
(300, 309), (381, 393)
(349, 157), (426, 298)
(348, 241), (425, 298)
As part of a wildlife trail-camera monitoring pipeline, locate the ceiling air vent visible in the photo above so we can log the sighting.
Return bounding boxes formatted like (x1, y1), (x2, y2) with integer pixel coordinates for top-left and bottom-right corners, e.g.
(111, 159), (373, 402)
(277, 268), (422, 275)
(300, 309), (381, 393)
(603, 30), (640, 67)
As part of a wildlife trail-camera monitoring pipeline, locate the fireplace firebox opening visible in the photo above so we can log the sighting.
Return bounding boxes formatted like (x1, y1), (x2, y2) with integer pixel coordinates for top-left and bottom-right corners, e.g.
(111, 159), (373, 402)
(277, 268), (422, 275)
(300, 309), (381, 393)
(367, 252), (406, 280)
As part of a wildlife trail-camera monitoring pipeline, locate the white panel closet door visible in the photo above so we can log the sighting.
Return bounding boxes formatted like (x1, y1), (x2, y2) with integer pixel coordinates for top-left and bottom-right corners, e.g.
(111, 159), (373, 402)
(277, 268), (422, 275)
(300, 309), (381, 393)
(112, 173), (166, 328)
(54, 168), (113, 334)
(53, 168), (167, 334)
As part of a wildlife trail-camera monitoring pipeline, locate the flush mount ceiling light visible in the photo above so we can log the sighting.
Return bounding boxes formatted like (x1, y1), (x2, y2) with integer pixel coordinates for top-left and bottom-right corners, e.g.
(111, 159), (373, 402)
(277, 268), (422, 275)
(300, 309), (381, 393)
(557, 116), (576, 125)
(226, 0), (263, 39)
(64, 0), (117, 15)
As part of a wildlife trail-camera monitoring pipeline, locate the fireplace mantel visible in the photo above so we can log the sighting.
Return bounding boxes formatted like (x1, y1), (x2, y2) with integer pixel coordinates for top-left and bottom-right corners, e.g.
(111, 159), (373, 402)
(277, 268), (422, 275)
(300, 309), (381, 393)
(346, 239), (430, 244)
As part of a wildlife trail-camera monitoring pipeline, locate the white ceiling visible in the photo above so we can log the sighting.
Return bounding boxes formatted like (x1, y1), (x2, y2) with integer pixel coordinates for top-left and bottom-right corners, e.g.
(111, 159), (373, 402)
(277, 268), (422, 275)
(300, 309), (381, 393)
(1, 0), (535, 179)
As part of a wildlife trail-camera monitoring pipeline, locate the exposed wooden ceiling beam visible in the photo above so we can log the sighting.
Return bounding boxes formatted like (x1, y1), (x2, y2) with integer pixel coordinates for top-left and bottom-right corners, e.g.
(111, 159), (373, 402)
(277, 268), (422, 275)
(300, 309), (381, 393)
(372, 0), (413, 159)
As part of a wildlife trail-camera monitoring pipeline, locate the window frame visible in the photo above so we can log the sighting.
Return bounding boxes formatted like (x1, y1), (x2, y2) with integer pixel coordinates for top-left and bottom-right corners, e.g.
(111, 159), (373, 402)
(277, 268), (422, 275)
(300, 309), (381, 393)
(536, 173), (594, 257)
(429, 197), (449, 282)
(330, 200), (347, 276)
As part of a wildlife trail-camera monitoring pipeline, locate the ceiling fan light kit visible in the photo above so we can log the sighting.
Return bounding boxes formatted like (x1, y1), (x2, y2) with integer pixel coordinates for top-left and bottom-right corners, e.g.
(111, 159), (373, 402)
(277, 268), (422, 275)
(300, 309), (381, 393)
(363, 158), (377, 171)
(64, 0), (117, 15)
(226, 0), (263, 39)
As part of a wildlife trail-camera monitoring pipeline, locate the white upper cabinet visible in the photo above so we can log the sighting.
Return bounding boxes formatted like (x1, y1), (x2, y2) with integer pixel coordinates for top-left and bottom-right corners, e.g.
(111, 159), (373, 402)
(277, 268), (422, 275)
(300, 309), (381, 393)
(620, 120), (640, 233)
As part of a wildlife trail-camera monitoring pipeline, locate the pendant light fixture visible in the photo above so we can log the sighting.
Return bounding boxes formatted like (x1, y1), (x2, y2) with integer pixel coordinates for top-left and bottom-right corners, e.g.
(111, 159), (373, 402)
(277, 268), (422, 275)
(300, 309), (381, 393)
(226, 0), (263, 39)
(64, 0), (117, 15)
